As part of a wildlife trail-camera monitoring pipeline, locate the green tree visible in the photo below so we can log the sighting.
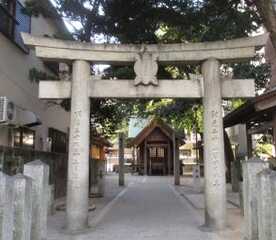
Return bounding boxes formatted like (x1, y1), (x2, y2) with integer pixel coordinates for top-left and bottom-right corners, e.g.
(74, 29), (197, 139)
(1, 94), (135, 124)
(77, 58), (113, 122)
(25, 0), (270, 135)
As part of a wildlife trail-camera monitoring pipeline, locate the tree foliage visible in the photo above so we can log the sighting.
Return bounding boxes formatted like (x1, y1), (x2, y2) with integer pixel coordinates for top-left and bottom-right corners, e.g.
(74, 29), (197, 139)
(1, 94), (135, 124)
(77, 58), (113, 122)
(26, 0), (270, 135)
(245, 0), (276, 48)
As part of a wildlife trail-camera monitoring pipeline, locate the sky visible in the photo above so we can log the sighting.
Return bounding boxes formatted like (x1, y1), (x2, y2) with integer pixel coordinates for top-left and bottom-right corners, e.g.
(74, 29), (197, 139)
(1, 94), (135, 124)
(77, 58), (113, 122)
(49, 0), (111, 73)
(49, 0), (267, 77)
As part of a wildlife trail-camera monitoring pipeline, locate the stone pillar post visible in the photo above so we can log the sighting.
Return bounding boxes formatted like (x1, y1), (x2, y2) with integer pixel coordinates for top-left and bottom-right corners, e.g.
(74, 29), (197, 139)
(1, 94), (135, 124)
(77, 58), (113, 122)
(242, 158), (269, 240)
(90, 158), (105, 197)
(98, 161), (105, 196)
(192, 165), (201, 192)
(118, 133), (125, 186)
(173, 134), (180, 185)
(273, 113), (276, 156)
(90, 158), (96, 195)
(257, 169), (273, 240)
(202, 58), (226, 230)
(271, 172), (276, 240)
(66, 60), (90, 231)
(132, 148), (135, 174)
(13, 174), (33, 240)
(0, 172), (14, 240)
(168, 143), (171, 175)
(24, 160), (49, 240)
(144, 141), (147, 176)
(246, 123), (253, 158)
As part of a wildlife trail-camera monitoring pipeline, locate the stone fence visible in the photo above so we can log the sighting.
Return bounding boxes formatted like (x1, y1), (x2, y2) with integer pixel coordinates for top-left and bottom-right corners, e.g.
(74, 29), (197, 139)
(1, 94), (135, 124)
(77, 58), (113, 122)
(242, 157), (276, 240)
(0, 160), (49, 240)
(0, 146), (67, 199)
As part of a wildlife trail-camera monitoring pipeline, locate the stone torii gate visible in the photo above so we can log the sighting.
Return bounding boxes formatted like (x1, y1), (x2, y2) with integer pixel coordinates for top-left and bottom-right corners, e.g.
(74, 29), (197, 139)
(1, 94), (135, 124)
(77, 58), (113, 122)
(22, 33), (267, 232)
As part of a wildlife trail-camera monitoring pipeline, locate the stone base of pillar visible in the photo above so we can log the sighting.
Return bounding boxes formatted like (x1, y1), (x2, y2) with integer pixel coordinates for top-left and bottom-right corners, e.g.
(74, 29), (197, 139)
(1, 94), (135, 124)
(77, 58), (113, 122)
(192, 165), (201, 192)
(198, 223), (230, 233)
(56, 202), (96, 212)
(48, 185), (56, 216)
(89, 183), (104, 198)
(231, 161), (240, 193)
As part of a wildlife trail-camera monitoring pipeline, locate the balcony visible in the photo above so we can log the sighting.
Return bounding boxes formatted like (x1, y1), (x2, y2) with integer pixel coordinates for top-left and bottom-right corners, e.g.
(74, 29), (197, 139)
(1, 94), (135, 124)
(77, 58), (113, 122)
(0, 1), (31, 53)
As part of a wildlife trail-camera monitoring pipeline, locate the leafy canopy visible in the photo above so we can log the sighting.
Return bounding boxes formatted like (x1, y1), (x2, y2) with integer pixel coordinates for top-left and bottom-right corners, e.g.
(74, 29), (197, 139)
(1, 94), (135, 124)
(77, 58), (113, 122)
(26, 0), (269, 135)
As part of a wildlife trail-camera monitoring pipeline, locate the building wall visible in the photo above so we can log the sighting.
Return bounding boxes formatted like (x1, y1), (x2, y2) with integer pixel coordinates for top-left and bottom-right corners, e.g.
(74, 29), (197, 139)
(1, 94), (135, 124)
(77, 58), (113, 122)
(0, 0), (70, 151)
(0, 127), (9, 146)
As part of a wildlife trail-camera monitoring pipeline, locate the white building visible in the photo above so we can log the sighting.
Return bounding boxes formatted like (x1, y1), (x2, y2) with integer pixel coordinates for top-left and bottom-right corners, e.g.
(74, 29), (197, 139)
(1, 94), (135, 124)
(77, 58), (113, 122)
(0, 0), (70, 152)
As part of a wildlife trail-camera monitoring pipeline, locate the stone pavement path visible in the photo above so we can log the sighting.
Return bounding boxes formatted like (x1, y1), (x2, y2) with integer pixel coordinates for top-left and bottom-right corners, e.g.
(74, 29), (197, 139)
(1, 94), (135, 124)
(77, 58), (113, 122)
(48, 176), (240, 240)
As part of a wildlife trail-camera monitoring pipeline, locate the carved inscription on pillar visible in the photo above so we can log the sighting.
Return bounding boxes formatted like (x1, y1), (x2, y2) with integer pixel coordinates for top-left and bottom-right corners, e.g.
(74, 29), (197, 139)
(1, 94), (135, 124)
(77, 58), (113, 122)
(70, 110), (82, 188)
(210, 110), (222, 188)
(134, 47), (159, 86)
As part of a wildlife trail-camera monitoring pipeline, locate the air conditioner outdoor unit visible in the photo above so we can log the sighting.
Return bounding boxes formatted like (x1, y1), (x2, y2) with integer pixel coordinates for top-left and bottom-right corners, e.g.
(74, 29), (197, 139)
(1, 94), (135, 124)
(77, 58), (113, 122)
(0, 96), (40, 126)
(0, 96), (16, 123)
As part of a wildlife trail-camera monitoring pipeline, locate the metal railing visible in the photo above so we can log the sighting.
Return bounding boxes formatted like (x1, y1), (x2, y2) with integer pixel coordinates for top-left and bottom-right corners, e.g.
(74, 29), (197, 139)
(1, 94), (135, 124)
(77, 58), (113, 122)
(0, 146), (68, 199)
(0, 4), (18, 38)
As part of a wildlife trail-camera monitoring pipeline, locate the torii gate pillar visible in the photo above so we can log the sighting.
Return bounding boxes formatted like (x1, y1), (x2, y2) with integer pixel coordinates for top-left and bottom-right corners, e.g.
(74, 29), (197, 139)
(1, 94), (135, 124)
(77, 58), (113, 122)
(202, 58), (226, 230)
(66, 60), (90, 231)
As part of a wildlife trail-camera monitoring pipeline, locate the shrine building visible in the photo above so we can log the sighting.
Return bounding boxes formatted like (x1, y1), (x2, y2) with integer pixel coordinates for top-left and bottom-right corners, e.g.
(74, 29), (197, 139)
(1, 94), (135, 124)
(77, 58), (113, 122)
(130, 119), (185, 176)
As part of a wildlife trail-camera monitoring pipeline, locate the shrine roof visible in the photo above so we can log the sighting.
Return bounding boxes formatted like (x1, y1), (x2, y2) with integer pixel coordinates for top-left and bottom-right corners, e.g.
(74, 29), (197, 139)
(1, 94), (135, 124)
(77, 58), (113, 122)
(130, 118), (185, 146)
(223, 88), (276, 128)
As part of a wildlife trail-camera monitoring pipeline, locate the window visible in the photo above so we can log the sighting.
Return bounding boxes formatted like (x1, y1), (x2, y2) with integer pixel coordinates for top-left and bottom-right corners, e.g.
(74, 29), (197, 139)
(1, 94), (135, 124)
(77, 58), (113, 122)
(13, 127), (35, 149)
(149, 147), (156, 157)
(181, 149), (191, 157)
(48, 128), (67, 153)
(157, 147), (165, 158)
(149, 147), (165, 158)
(0, 0), (31, 53)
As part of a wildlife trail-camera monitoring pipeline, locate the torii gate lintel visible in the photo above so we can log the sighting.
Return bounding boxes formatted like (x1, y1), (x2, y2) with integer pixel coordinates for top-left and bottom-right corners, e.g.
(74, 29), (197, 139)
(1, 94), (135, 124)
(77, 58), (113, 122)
(38, 78), (255, 99)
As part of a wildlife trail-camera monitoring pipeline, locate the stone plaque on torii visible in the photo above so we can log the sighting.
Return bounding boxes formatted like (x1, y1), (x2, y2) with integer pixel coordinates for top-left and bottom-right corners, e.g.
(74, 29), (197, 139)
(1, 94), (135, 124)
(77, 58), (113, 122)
(22, 33), (268, 232)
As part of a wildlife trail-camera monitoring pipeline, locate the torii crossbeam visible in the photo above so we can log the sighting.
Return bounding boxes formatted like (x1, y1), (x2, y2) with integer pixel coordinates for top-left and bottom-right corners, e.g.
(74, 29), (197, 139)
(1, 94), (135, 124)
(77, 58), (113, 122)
(22, 32), (268, 232)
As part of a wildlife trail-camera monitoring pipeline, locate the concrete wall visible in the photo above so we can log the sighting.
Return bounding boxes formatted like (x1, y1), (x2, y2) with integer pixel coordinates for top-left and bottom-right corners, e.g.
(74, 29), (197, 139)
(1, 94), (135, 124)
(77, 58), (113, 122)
(0, 127), (9, 147)
(0, 0), (70, 151)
